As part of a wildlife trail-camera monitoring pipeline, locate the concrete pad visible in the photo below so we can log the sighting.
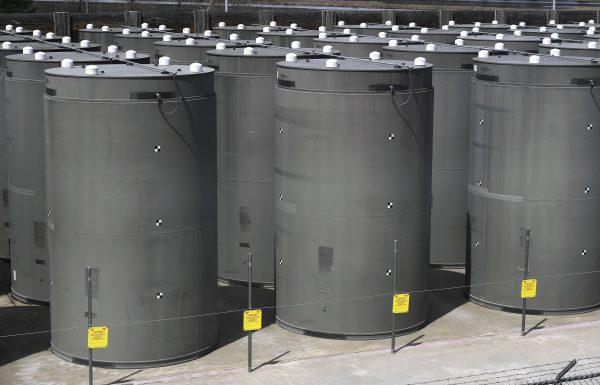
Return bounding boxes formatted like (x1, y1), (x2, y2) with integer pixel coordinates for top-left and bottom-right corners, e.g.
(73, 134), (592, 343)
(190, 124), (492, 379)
(0, 267), (599, 384)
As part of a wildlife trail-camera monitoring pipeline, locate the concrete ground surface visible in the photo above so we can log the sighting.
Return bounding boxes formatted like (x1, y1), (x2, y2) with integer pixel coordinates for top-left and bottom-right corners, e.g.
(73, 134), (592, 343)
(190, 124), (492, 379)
(1, 262), (599, 384)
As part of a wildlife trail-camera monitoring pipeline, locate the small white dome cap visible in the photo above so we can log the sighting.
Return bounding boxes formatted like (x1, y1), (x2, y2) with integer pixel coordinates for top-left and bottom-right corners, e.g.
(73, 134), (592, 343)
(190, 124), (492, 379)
(61, 58), (74, 68)
(413, 57), (427, 66)
(478, 50), (489, 58)
(369, 51), (381, 60)
(84, 65), (99, 75)
(189, 62), (203, 72)
(325, 58), (339, 68)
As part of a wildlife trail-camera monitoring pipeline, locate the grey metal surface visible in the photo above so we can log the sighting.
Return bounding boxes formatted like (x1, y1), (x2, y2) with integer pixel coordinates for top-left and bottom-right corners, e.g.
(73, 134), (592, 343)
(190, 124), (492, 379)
(539, 41), (600, 57)
(469, 55), (600, 313)
(274, 58), (433, 337)
(155, 38), (270, 65)
(0, 42), (78, 262)
(1, 28), (33, 35)
(114, 33), (188, 61)
(313, 35), (418, 58)
(78, 27), (135, 50)
(449, 23), (513, 33)
(331, 23), (398, 36)
(462, 34), (544, 53)
(390, 29), (482, 44)
(77, 27), (174, 50)
(583, 33), (600, 43)
(206, 47), (326, 286)
(212, 25), (283, 40)
(518, 27), (585, 40)
(5, 51), (149, 305)
(45, 64), (218, 366)
(257, 30), (321, 48)
(383, 44), (507, 267)
(0, 33), (62, 43)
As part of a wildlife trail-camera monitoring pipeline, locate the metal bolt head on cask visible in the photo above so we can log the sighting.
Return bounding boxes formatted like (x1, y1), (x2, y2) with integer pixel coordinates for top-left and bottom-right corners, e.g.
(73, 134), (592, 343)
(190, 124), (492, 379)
(274, 57), (433, 337)
(45, 63), (217, 367)
(469, 55), (600, 313)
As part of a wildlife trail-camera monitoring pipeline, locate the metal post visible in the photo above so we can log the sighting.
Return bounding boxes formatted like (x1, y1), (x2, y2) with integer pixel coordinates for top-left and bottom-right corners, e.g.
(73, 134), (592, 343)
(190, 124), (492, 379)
(391, 239), (397, 354)
(521, 228), (530, 336)
(86, 267), (93, 385)
(85, 0), (90, 14)
(247, 252), (253, 372)
(552, 0), (556, 11)
(53, 12), (71, 37)
(193, 10), (210, 34)
(321, 10), (337, 30)
(225, 0), (229, 12)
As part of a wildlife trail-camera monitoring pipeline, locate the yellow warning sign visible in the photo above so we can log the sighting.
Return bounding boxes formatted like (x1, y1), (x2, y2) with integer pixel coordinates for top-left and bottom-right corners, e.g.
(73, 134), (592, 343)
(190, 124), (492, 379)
(87, 326), (109, 349)
(243, 309), (262, 332)
(521, 279), (537, 299)
(392, 293), (410, 314)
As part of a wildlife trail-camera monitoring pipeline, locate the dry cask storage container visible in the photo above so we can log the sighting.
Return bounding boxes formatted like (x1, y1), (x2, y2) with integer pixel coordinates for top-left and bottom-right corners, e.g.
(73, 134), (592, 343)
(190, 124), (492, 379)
(274, 57), (433, 337)
(213, 23), (283, 40)
(206, 47), (327, 286)
(383, 43), (507, 266)
(5, 50), (149, 304)
(45, 63), (218, 366)
(468, 55), (600, 313)
(0, 41), (99, 262)
(257, 29), (322, 48)
(463, 32), (543, 53)
(313, 35), (415, 58)
(539, 41), (600, 58)
(114, 32), (186, 61)
(155, 37), (269, 65)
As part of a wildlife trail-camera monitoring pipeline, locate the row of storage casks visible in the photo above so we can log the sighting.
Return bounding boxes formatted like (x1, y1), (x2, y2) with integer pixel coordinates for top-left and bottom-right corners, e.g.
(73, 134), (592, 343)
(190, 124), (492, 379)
(74, 20), (600, 56)
(1, 19), (600, 367)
